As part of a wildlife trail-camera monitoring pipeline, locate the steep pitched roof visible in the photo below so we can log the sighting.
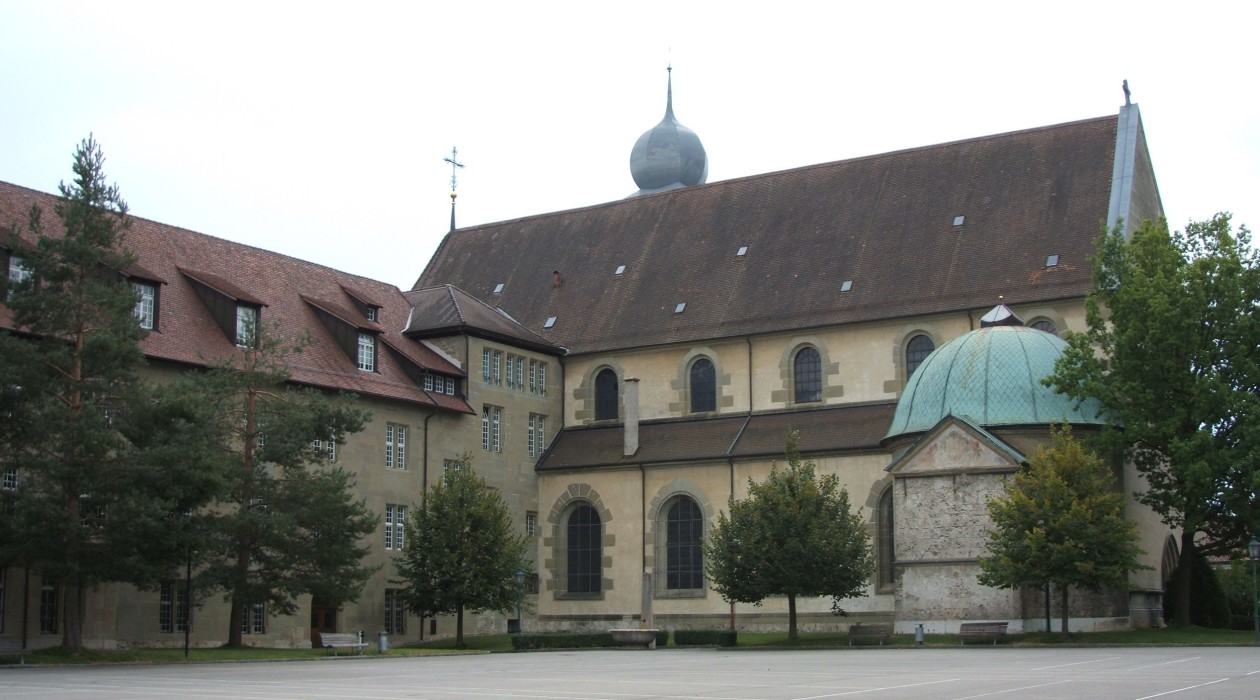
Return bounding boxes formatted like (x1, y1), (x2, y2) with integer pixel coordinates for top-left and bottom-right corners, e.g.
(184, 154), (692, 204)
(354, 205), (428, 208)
(538, 402), (895, 471)
(418, 115), (1147, 356)
(0, 181), (473, 413)
(403, 284), (563, 356)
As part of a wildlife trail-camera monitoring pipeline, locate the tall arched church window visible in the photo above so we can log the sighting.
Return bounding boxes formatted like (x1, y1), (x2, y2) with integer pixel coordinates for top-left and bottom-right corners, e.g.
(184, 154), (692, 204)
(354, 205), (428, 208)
(876, 486), (895, 590)
(1031, 319), (1058, 336)
(905, 334), (934, 379)
(689, 358), (716, 413)
(793, 347), (821, 403)
(666, 497), (704, 590)
(594, 369), (618, 421)
(567, 504), (602, 593)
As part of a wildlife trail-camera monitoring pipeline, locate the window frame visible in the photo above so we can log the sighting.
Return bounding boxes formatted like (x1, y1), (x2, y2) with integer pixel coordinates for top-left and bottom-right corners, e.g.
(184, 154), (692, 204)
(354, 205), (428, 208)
(356, 332), (376, 372)
(594, 368), (618, 421)
(905, 334), (935, 380)
(793, 346), (822, 403)
(482, 405), (502, 452)
(385, 503), (407, 551)
(235, 304), (258, 348)
(663, 497), (704, 591)
(528, 413), (547, 458)
(688, 357), (717, 413)
(385, 424), (407, 469)
(384, 588), (405, 635)
(132, 280), (157, 330)
(565, 504), (602, 595)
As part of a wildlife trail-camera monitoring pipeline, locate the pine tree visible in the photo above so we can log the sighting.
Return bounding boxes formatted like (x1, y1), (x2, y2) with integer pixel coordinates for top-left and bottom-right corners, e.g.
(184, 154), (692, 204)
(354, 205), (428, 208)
(394, 455), (530, 649)
(704, 430), (873, 641)
(0, 137), (221, 649)
(978, 427), (1147, 633)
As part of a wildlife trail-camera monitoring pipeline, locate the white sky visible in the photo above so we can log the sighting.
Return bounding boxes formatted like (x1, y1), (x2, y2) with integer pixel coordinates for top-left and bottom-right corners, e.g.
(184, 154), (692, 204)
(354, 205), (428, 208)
(2, 1), (1256, 289)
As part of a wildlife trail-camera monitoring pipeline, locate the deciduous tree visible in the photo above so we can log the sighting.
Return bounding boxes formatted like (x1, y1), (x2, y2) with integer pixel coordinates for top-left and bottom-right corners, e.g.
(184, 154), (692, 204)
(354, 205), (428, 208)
(1047, 215), (1260, 626)
(978, 427), (1146, 633)
(394, 456), (530, 649)
(704, 431), (873, 641)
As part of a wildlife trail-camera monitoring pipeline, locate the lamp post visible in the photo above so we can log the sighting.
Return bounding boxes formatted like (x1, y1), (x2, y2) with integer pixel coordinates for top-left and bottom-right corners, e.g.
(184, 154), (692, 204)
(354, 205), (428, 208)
(514, 569), (525, 635)
(1248, 537), (1259, 644)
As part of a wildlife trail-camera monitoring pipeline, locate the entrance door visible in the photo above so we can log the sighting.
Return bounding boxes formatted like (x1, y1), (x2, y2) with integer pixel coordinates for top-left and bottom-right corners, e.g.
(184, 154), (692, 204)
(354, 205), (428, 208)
(310, 600), (337, 644)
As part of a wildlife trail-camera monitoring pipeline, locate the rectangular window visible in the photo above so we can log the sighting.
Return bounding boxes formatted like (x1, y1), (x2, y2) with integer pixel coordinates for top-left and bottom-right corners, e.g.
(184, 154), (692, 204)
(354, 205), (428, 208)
(385, 424), (407, 469)
(159, 581), (190, 633)
(529, 360), (547, 396)
(384, 588), (405, 635)
(357, 333), (376, 371)
(505, 354), (516, 389)
(482, 348), (502, 385)
(235, 305), (257, 347)
(423, 374), (433, 391)
(525, 511), (538, 537)
(6, 255), (31, 300)
(442, 458), (462, 484)
(528, 413), (547, 458)
(39, 579), (57, 634)
(2, 466), (16, 491)
(366, 306), (378, 323)
(240, 602), (265, 635)
(132, 281), (156, 330)
(445, 377), (455, 395)
(481, 405), (501, 452)
(385, 504), (407, 551)
(312, 434), (336, 462)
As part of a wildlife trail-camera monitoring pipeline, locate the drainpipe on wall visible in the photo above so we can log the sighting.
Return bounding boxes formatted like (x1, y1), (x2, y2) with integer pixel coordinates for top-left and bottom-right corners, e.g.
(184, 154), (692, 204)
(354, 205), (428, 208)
(623, 378), (640, 457)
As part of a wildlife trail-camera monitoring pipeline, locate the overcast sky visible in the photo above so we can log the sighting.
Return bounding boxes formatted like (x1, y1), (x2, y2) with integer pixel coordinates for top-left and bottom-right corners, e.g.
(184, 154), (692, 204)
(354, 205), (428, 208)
(2, 2), (1256, 289)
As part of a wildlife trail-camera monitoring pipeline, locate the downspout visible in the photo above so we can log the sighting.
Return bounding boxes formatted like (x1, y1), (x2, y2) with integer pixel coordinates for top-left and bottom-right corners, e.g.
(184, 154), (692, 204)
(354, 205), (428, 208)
(418, 409), (434, 641)
(967, 308), (975, 331)
(22, 566), (30, 649)
(641, 463), (647, 620)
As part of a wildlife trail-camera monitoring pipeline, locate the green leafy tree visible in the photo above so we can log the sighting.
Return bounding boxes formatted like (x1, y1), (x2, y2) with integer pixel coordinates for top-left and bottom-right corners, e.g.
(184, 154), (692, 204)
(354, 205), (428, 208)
(704, 430), (874, 641)
(978, 427), (1146, 633)
(1047, 215), (1260, 626)
(0, 137), (222, 650)
(186, 324), (378, 647)
(394, 455), (530, 649)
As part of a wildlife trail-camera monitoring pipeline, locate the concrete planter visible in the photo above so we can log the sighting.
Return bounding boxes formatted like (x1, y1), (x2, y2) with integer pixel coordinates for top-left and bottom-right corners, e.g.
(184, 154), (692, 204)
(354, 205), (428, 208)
(609, 628), (659, 648)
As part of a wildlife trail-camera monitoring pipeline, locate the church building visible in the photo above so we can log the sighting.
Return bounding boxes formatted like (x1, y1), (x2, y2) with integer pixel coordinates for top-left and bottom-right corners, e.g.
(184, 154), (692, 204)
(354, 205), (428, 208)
(0, 73), (1174, 649)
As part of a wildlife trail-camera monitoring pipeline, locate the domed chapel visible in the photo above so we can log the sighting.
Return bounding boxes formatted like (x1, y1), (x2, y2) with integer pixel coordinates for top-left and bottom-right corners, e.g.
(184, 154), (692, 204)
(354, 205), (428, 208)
(0, 71), (1174, 648)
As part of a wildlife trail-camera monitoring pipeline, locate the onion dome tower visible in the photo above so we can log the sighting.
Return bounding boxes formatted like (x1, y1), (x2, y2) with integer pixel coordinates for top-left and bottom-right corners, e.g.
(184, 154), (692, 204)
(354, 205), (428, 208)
(629, 66), (708, 196)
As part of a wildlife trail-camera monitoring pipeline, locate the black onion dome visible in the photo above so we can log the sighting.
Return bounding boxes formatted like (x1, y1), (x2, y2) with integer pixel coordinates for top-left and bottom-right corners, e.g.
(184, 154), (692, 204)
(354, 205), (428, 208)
(629, 67), (708, 195)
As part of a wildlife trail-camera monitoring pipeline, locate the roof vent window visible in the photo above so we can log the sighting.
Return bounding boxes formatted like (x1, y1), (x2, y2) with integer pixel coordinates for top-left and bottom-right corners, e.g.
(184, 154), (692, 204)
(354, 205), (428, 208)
(953, 215), (965, 227)
(736, 246), (748, 256)
(493, 283), (504, 295)
(1046, 254), (1060, 267)
(615, 265), (626, 276)
(543, 316), (556, 329)
(674, 302), (686, 314)
(840, 280), (853, 293)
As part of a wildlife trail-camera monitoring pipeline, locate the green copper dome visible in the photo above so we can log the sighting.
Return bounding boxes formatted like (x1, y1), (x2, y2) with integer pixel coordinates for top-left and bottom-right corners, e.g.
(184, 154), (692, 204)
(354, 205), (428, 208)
(884, 325), (1108, 440)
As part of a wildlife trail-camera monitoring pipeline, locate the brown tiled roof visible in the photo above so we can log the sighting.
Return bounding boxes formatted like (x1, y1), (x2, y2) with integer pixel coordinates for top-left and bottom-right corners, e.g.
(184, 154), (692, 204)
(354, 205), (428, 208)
(0, 181), (473, 413)
(538, 402), (896, 471)
(403, 284), (563, 356)
(418, 116), (1132, 355)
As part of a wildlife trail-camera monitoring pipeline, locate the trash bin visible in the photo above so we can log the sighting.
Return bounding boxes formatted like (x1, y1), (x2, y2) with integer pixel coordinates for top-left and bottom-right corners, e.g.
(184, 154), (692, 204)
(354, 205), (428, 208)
(378, 631), (388, 652)
(915, 623), (924, 645)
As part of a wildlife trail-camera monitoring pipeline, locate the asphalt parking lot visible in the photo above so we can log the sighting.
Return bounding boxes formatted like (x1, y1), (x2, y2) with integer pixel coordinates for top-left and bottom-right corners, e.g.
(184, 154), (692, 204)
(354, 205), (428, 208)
(2, 646), (1258, 699)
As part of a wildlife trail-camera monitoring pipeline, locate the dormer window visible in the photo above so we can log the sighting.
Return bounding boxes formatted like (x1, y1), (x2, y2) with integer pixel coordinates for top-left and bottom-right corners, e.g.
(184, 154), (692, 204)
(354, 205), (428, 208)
(366, 307), (379, 323)
(235, 305), (258, 347)
(357, 332), (376, 371)
(6, 254), (31, 300)
(132, 281), (157, 330)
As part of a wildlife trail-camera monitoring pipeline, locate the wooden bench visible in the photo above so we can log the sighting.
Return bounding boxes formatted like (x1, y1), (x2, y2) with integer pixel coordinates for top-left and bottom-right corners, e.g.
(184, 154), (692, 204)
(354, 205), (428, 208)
(317, 632), (367, 655)
(847, 622), (893, 646)
(0, 636), (23, 655)
(958, 621), (1008, 645)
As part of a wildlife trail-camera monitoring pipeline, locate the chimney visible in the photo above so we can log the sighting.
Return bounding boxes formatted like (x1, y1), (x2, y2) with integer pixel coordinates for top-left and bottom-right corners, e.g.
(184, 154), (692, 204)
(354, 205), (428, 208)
(623, 377), (639, 457)
(552, 270), (563, 288)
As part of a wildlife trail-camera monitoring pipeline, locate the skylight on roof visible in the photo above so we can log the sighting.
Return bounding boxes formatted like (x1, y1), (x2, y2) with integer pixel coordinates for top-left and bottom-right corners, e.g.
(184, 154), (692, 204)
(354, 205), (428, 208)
(493, 283), (504, 295)
(615, 265), (626, 276)
(674, 302), (686, 314)
(953, 215), (965, 226)
(1046, 254), (1060, 267)
(840, 280), (853, 293)
(736, 246), (748, 256)
(543, 316), (556, 329)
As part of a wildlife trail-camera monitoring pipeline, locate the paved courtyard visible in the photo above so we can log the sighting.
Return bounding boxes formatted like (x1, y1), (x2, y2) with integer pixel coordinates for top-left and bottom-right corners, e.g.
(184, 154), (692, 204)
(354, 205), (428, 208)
(2, 646), (1259, 699)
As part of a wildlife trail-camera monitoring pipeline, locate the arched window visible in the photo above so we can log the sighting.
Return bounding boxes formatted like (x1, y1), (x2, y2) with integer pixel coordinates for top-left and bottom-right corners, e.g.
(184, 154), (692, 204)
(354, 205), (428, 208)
(665, 497), (704, 590)
(1031, 319), (1058, 336)
(905, 334), (934, 379)
(876, 486), (895, 590)
(594, 369), (618, 421)
(567, 505), (602, 593)
(793, 347), (822, 403)
(689, 358), (716, 413)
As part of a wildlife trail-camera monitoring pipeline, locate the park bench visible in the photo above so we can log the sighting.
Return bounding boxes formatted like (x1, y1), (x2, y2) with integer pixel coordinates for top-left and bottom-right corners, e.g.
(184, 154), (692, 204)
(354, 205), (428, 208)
(0, 636), (22, 654)
(847, 622), (893, 646)
(958, 621), (1008, 645)
(317, 631), (367, 655)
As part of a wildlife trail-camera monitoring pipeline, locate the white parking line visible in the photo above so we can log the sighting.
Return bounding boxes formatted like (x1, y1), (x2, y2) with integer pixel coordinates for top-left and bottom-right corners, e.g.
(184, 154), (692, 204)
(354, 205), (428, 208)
(1030, 657), (1120, 670)
(1133, 678), (1229, 700)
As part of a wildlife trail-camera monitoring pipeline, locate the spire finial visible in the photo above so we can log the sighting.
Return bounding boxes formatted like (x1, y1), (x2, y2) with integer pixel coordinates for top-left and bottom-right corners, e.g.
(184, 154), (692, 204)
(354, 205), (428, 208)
(664, 64), (675, 120)
(1122, 79), (1131, 106)
(443, 146), (465, 232)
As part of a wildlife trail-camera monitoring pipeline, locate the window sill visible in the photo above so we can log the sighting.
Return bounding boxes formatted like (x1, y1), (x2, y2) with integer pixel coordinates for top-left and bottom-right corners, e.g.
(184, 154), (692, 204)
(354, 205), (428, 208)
(554, 592), (604, 601)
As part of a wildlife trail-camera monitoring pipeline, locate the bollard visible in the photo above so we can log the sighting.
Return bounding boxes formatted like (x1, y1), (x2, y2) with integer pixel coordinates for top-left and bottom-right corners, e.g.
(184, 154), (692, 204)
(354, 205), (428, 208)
(915, 623), (924, 645)
(378, 631), (388, 652)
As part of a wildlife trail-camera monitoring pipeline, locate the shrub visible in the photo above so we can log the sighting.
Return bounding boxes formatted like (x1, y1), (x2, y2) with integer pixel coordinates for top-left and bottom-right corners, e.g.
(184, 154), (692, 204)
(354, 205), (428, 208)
(674, 629), (737, 647)
(509, 629), (669, 650)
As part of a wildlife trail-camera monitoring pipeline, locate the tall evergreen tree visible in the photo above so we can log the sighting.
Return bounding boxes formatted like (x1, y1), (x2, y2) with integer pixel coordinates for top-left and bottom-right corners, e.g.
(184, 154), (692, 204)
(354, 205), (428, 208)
(1047, 215), (1260, 626)
(704, 431), (873, 641)
(978, 427), (1146, 633)
(186, 324), (378, 647)
(395, 456), (530, 649)
(0, 137), (221, 649)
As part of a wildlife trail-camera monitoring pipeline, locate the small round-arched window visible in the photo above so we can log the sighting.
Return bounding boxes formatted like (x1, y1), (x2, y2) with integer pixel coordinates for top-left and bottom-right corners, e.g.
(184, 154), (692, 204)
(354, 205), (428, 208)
(1031, 319), (1058, 336)
(905, 334), (934, 379)
(793, 347), (822, 403)
(594, 368), (618, 421)
(689, 358), (716, 413)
